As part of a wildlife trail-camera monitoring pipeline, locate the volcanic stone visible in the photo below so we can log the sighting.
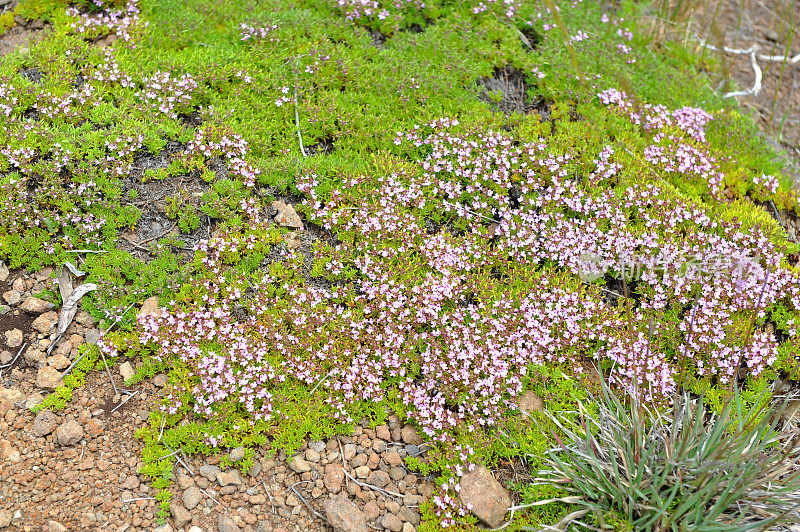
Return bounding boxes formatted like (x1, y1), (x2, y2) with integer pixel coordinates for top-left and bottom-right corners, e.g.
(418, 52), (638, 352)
(458, 465), (510, 528)
(32, 311), (58, 334)
(55, 420), (84, 446)
(218, 514), (242, 532)
(20, 297), (54, 313)
(323, 463), (344, 493)
(4, 329), (22, 348)
(324, 493), (368, 532)
(32, 409), (58, 437)
(182, 486), (203, 510)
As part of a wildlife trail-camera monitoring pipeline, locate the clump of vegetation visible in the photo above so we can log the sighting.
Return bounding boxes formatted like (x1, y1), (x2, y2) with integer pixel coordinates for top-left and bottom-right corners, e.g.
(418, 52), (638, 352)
(529, 376), (800, 530)
(2, 0), (800, 527)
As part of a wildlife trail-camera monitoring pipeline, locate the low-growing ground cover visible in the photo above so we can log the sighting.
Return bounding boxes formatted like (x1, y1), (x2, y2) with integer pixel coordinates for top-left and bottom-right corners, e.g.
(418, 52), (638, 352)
(1, 0), (800, 529)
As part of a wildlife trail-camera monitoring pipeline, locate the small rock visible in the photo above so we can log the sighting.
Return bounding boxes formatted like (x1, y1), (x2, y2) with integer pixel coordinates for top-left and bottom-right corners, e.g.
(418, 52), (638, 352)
(119, 362), (135, 382)
(401, 425), (423, 446)
(0, 388), (22, 404)
(0, 510), (12, 528)
(20, 296), (54, 313)
(218, 514), (242, 532)
(398, 506), (419, 526)
(32, 311), (58, 334)
(153, 373), (168, 387)
(402, 523), (416, 532)
(284, 232), (302, 251)
(366, 470), (390, 488)
(4, 329), (22, 348)
(458, 465), (511, 528)
(183, 486), (203, 510)
(305, 448), (321, 463)
(289, 455), (311, 473)
(188, 527), (203, 532)
(272, 200), (304, 229)
(351, 453), (367, 468)
(138, 296), (160, 319)
(217, 470), (243, 486)
(0, 262), (8, 282)
(152, 524), (173, 532)
(170, 502), (192, 528)
(120, 476), (139, 490)
(363, 501), (380, 521)
(1, 439), (21, 463)
(36, 366), (63, 390)
(354, 465), (370, 479)
(47, 354), (70, 370)
(55, 419), (84, 446)
(382, 513), (403, 532)
(518, 390), (543, 417)
(84, 418), (104, 437)
(25, 392), (44, 410)
(389, 467), (405, 481)
(54, 340), (72, 357)
(343, 443), (356, 461)
(33, 409), (58, 437)
(324, 493), (368, 532)
(24, 348), (45, 365)
(84, 329), (101, 344)
(0, 351), (10, 364)
(46, 520), (67, 532)
(375, 425), (391, 441)
(2, 289), (21, 306)
(372, 440), (387, 453)
(248, 458), (262, 477)
(324, 463), (344, 493)
(229, 446), (245, 462)
(309, 440), (326, 453)
(178, 474), (194, 490)
(766, 29), (780, 42)
(75, 311), (94, 326)
(385, 451), (402, 467)
(199, 463), (220, 481)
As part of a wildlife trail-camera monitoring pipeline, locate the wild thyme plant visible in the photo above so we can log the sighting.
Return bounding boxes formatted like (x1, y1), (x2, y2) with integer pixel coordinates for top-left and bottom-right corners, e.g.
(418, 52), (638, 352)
(2, 0), (800, 527)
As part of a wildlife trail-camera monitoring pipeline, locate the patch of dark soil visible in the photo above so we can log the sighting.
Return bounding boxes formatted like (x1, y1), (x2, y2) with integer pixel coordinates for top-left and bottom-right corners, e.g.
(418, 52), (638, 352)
(368, 29), (387, 49)
(21, 107), (38, 120)
(207, 156), (228, 180)
(118, 141), (217, 260)
(19, 67), (43, 84)
(600, 276), (641, 309)
(307, 136), (335, 156)
(519, 27), (541, 51)
(179, 110), (203, 127)
(493, 458), (533, 499)
(0, 308), (35, 371)
(100, 388), (137, 418)
(424, 214), (466, 238)
(302, 218), (343, 255)
(477, 64), (547, 117)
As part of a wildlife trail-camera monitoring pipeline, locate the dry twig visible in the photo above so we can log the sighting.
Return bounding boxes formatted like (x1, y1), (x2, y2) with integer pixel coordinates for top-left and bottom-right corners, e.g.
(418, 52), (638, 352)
(695, 34), (800, 99)
(341, 467), (404, 499)
(289, 481), (327, 521)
